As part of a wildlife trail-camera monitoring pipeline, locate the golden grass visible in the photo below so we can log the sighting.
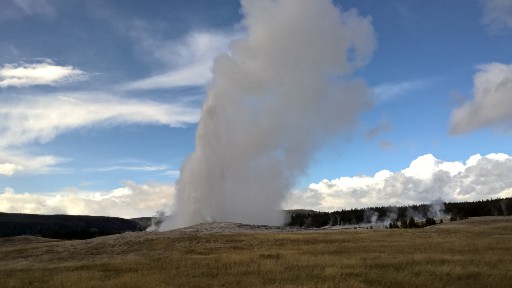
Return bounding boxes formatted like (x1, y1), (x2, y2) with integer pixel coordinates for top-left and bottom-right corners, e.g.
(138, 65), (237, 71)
(1, 217), (512, 288)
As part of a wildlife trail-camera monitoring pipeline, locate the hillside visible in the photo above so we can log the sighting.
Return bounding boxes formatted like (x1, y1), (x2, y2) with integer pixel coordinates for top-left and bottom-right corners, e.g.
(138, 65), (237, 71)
(0, 213), (143, 240)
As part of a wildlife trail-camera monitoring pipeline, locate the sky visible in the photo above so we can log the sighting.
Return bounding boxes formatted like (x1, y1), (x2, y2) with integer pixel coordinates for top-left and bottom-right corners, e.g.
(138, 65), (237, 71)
(1, 0), (512, 218)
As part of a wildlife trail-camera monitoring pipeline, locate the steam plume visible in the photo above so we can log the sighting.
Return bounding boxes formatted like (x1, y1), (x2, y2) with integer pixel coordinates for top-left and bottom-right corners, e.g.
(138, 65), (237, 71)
(162, 0), (375, 230)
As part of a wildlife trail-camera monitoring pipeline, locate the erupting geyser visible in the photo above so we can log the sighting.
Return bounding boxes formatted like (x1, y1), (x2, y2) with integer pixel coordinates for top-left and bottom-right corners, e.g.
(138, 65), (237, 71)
(161, 0), (376, 230)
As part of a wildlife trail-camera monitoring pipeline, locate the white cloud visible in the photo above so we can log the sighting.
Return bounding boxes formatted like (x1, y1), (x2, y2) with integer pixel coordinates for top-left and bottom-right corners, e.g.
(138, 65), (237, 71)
(0, 163), (23, 176)
(0, 93), (200, 148)
(162, 170), (180, 176)
(0, 151), (65, 176)
(123, 63), (210, 90)
(284, 153), (512, 211)
(0, 181), (175, 218)
(401, 154), (464, 180)
(0, 93), (199, 176)
(123, 31), (235, 90)
(481, 0), (512, 32)
(91, 165), (168, 172)
(373, 79), (428, 102)
(0, 59), (87, 88)
(450, 63), (512, 134)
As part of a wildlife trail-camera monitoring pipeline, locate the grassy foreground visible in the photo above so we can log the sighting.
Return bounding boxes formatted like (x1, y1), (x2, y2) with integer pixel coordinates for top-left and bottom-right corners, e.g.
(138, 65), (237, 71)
(1, 217), (512, 288)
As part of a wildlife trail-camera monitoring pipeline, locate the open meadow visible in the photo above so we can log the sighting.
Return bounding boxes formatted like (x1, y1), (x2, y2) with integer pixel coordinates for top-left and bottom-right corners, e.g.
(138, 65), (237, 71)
(1, 217), (512, 288)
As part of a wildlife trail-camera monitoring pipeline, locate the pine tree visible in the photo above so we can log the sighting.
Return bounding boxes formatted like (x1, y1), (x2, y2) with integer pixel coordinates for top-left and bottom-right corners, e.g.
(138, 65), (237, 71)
(408, 217), (417, 228)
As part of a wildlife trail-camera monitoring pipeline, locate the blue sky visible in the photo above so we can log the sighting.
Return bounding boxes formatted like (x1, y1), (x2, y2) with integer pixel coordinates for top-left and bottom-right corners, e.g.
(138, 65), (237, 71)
(1, 0), (512, 218)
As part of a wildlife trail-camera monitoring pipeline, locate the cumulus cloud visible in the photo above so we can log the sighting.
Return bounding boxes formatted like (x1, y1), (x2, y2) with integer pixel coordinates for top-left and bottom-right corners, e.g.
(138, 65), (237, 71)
(481, 0), (512, 32)
(0, 163), (23, 176)
(123, 31), (235, 90)
(0, 181), (175, 218)
(0, 59), (87, 88)
(284, 153), (512, 211)
(0, 93), (200, 148)
(450, 63), (512, 134)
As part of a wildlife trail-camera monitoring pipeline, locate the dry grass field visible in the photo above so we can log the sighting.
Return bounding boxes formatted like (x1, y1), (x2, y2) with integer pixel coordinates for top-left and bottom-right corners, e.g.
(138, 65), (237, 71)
(1, 217), (512, 288)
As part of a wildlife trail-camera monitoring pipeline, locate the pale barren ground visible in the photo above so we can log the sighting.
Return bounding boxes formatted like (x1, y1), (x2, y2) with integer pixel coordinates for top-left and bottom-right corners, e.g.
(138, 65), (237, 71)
(1, 217), (512, 288)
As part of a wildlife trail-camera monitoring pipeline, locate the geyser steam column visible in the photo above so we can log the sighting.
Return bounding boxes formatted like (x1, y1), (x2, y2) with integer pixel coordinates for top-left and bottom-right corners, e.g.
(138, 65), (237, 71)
(163, 0), (376, 230)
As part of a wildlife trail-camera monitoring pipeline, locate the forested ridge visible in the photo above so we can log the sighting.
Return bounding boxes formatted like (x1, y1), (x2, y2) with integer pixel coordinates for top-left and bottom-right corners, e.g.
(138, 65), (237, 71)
(0, 213), (143, 239)
(287, 197), (512, 228)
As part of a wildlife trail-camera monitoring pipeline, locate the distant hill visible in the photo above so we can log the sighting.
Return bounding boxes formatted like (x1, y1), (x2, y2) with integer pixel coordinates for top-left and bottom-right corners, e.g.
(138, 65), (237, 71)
(131, 217), (153, 230)
(0, 213), (144, 240)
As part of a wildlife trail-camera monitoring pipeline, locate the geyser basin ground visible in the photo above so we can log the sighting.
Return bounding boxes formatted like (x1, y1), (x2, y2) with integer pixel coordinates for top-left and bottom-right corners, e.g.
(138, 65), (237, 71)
(1, 216), (512, 288)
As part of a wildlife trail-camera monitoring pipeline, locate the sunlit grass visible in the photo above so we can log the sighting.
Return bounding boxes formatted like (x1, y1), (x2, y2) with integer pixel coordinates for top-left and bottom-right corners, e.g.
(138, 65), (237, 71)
(1, 218), (512, 288)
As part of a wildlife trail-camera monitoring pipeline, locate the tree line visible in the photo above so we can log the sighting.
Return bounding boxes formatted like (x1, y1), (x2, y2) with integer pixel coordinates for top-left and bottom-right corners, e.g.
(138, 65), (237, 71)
(286, 197), (512, 228)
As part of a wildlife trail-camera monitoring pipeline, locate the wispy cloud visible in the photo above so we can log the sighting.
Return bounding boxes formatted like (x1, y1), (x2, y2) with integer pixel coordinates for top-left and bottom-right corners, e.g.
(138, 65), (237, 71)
(0, 93), (199, 176)
(123, 62), (212, 90)
(0, 0), (54, 22)
(366, 121), (393, 139)
(0, 92), (200, 148)
(122, 31), (236, 90)
(373, 79), (429, 103)
(89, 165), (168, 172)
(162, 170), (180, 177)
(481, 0), (512, 33)
(379, 140), (394, 150)
(0, 59), (87, 88)
(0, 151), (67, 176)
(91, 7), (237, 89)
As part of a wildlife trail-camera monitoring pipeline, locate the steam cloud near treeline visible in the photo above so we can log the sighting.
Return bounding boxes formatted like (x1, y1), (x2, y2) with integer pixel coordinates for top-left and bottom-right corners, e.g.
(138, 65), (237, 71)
(161, 0), (376, 229)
